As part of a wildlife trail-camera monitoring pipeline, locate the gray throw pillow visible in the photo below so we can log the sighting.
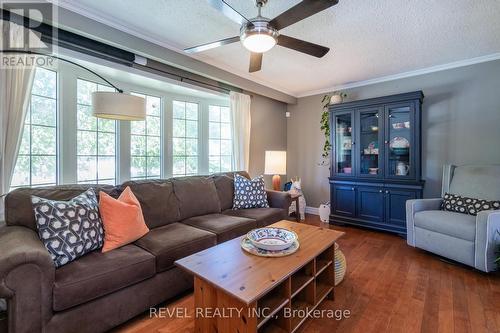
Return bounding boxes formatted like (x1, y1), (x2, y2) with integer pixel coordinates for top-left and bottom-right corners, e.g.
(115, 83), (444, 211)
(233, 174), (269, 209)
(31, 188), (104, 267)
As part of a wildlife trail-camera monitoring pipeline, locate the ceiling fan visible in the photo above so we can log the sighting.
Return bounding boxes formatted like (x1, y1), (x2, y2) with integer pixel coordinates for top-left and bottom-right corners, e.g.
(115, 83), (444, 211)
(184, 0), (338, 72)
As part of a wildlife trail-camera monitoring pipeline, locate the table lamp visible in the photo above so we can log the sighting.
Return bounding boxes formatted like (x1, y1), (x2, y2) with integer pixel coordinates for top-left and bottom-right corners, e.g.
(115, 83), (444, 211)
(264, 151), (287, 191)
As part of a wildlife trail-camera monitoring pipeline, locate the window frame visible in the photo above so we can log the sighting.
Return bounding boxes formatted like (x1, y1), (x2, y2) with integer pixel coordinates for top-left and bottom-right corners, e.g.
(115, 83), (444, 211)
(76, 78), (118, 185)
(11, 67), (59, 189)
(11, 62), (231, 190)
(208, 104), (233, 173)
(130, 92), (163, 180)
(171, 100), (200, 177)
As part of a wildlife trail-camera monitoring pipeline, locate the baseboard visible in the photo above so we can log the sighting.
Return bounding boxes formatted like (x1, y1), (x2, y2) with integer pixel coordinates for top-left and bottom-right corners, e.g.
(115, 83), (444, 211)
(305, 206), (319, 215)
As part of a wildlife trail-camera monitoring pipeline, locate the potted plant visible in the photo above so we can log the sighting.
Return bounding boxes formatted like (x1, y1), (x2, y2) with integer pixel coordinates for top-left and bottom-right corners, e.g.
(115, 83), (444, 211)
(329, 91), (347, 104)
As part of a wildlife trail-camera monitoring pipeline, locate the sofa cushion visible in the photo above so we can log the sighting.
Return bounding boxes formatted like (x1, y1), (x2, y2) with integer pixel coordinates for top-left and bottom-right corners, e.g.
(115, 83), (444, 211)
(53, 244), (155, 311)
(99, 187), (150, 253)
(182, 214), (257, 243)
(172, 177), (221, 220)
(5, 184), (118, 231)
(223, 207), (285, 227)
(134, 223), (216, 272)
(120, 179), (180, 228)
(413, 210), (476, 241)
(32, 188), (104, 268)
(211, 171), (251, 211)
(212, 175), (235, 211)
(232, 174), (269, 209)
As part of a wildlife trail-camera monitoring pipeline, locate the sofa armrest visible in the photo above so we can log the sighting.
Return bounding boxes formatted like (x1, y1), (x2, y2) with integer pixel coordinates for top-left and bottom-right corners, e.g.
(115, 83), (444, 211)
(406, 198), (443, 247)
(474, 210), (500, 272)
(266, 190), (292, 211)
(0, 226), (55, 332)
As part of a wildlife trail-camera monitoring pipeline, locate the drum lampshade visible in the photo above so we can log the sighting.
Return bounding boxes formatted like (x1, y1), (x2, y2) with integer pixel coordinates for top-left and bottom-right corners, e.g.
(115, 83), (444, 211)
(92, 92), (146, 120)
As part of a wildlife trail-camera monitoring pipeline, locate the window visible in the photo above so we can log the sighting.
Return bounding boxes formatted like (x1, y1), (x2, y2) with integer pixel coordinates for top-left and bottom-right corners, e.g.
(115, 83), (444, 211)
(11, 68), (58, 189)
(172, 101), (198, 176)
(130, 93), (162, 179)
(208, 105), (233, 173)
(76, 79), (117, 184)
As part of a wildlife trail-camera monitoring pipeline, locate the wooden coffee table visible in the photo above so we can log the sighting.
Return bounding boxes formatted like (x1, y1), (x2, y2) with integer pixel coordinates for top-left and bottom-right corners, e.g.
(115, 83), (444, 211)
(175, 220), (344, 333)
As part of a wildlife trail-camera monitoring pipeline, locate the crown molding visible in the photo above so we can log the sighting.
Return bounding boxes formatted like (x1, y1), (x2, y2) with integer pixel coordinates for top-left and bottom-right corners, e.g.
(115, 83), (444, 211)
(49, 1), (500, 101)
(296, 53), (500, 98)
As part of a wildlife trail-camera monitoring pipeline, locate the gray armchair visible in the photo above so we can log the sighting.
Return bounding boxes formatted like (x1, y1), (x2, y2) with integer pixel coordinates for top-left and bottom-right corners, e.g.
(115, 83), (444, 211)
(406, 164), (500, 272)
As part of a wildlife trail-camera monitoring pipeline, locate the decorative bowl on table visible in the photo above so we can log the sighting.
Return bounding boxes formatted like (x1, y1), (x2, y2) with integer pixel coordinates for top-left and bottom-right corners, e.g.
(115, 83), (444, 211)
(246, 227), (298, 251)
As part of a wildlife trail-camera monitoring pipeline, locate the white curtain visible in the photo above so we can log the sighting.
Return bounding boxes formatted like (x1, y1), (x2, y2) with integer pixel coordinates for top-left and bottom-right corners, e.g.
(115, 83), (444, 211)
(0, 22), (37, 220)
(230, 91), (251, 172)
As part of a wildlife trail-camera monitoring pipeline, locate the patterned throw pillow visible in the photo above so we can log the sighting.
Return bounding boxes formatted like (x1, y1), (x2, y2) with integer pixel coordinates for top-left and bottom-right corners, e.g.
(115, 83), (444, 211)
(233, 174), (269, 210)
(32, 188), (104, 267)
(441, 192), (500, 216)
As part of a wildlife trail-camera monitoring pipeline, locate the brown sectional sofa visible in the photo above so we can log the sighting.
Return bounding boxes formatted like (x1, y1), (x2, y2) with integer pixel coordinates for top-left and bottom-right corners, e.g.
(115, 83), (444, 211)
(0, 171), (291, 333)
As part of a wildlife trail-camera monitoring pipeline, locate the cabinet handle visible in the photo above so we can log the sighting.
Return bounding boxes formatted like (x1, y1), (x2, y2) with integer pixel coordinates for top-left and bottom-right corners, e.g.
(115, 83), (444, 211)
(352, 142), (356, 145)
(351, 187), (355, 191)
(379, 189), (383, 193)
(385, 190), (390, 194)
(384, 140), (389, 144)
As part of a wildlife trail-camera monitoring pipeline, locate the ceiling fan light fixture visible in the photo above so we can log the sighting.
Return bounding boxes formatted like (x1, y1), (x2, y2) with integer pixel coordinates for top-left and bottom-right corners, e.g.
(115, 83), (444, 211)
(240, 20), (278, 53)
(242, 34), (276, 53)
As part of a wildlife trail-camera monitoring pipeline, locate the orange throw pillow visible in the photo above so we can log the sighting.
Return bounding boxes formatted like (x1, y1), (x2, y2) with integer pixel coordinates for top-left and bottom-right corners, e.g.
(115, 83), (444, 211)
(99, 187), (149, 253)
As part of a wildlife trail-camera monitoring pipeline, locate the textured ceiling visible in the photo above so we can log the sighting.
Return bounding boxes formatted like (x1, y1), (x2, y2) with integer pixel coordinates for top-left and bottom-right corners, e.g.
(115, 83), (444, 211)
(57, 0), (500, 97)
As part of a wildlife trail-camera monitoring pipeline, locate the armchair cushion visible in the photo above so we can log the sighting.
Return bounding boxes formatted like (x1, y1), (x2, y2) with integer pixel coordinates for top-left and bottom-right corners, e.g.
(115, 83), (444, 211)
(448, 165), (500, 201)
(414, 210), (476, 241)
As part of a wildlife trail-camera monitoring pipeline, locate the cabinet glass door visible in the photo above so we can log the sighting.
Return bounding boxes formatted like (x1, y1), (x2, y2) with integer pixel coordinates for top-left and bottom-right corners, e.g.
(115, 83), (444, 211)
(358, 108), (383, 177)
(334, 112), (353, 175)
(386, 104), (413, 178)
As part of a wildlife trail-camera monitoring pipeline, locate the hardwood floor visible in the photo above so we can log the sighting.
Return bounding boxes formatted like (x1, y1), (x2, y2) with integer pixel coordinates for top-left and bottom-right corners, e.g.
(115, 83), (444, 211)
(114, 215), (500, 333)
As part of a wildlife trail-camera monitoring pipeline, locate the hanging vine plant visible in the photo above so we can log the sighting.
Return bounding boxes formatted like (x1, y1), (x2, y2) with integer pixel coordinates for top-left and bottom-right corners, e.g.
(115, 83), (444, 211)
(320, 92), (347, 163)
(320, 94), (332, 159)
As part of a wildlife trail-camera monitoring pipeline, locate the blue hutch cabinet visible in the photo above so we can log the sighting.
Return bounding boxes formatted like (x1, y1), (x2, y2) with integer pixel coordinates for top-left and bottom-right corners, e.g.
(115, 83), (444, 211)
(329, 91), (424, 235)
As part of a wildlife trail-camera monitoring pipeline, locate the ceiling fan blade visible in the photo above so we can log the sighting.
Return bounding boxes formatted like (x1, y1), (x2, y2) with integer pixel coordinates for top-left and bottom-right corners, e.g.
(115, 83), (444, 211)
(184, 36), (240, 54)
(249, 52), (263, 72)
(270, 0), (339, 31)
(207, 0), (251, 26)
(277, 35), (329, 58)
